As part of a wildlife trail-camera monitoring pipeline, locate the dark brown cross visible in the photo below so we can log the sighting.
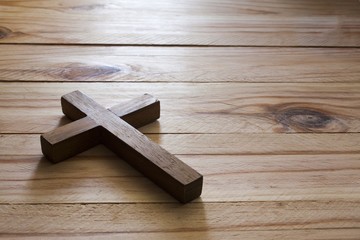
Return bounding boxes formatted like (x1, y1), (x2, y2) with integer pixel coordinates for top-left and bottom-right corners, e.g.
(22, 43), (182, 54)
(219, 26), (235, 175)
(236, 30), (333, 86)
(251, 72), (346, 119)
(41, 91), (203, 203)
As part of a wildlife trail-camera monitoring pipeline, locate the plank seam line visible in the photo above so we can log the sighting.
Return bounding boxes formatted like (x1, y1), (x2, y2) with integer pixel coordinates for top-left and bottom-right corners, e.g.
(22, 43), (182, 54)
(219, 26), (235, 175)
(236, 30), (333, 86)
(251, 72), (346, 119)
(0, 228), (359, 236)
(1, 80), (360, 84)
(0, 200), (358, 205)
(1, 43), (360, 49)
(1, 132), (360, 135)
(4, 152), (359, 156)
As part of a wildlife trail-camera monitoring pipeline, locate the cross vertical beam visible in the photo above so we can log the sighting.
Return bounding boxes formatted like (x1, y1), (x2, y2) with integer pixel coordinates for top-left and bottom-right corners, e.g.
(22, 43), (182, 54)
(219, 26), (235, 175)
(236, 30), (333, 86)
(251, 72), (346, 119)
(41, 91), (203, 203)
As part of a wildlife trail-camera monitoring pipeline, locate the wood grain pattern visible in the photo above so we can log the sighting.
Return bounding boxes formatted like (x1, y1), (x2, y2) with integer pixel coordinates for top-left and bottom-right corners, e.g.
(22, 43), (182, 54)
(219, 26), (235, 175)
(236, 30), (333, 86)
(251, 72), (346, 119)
(1, 45), (360, 83)
(0, 0), (360, 46)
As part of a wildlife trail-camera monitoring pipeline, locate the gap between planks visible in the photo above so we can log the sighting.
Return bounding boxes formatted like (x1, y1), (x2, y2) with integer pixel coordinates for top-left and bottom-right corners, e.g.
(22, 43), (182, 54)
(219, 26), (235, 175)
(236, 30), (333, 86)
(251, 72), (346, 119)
(1, 229), (360, 240)
(3, 43), (360, 48)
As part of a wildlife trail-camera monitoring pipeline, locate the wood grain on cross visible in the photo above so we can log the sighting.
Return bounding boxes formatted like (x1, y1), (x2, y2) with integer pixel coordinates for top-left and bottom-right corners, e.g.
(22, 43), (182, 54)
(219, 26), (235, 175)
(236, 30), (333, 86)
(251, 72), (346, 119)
(41, 91), (203, 203)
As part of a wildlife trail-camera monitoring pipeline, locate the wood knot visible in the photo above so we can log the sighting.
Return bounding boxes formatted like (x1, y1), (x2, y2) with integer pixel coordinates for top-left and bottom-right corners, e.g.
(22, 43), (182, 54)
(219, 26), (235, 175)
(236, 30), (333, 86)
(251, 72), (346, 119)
(70, 4), (106, 11)
(0, 26), (12, 39)
(57, 63), (124, 80)
(273, 106), (348, 132)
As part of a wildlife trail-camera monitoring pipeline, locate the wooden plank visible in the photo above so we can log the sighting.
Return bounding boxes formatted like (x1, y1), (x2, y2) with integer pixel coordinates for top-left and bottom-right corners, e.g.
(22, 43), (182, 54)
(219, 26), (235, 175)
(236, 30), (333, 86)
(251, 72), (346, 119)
(0, 0), (360, 46)
(2, 229), (360, 240)
(0, 202), (359, 234)
(2, 134), (360, 156)
(1, 45), (360, 82)
(0, 154), (359, 203)
(1, 82), (359, 134)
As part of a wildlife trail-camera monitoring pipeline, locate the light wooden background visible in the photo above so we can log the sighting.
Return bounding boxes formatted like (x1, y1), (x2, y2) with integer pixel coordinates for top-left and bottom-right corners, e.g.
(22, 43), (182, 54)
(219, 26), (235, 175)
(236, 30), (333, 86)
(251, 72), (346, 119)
(1, 0), (360, 239)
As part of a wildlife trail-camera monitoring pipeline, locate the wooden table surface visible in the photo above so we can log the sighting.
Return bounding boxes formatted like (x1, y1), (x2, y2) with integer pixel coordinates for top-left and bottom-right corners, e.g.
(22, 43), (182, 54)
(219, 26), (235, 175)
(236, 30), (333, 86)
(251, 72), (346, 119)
(1, 0), (360, 239)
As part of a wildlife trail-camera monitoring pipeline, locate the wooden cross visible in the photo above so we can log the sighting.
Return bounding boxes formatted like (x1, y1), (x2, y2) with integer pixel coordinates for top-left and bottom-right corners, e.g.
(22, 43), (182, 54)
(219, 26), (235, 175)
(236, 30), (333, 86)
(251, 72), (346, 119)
(41, 91), (203, 203)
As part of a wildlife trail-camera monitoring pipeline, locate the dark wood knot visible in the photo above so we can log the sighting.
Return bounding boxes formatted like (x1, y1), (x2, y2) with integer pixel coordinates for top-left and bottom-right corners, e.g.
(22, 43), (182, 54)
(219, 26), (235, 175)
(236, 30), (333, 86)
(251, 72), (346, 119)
(70, 4), (106, 11)
(0, 26), (12, 39)
(58, 63), (123, 80)
(274, 106), (348, 132)
(276, 108), (332, 128)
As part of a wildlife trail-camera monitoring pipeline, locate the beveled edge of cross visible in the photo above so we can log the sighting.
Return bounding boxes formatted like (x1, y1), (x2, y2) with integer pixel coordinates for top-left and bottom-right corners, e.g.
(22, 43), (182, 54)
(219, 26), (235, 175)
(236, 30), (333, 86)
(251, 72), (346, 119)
(40, 91), (203, 203)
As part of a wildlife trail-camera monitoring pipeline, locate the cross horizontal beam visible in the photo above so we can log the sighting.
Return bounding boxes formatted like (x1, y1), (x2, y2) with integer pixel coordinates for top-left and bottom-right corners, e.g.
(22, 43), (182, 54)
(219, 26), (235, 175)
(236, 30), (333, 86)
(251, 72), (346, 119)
(41, 93), (160, 162)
